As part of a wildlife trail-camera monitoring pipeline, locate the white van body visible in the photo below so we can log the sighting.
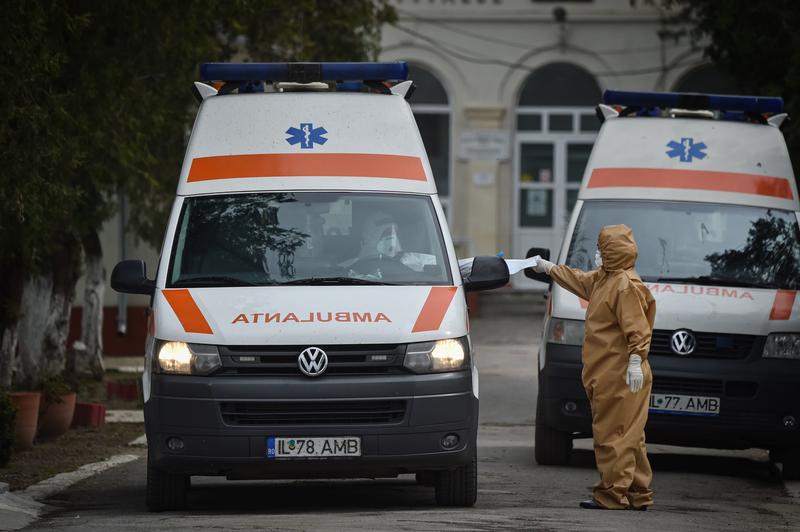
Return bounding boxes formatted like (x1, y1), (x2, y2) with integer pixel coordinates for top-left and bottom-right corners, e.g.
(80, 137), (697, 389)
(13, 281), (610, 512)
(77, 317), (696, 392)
(151, 92), (466, 352)
(534, 95), (800, 477)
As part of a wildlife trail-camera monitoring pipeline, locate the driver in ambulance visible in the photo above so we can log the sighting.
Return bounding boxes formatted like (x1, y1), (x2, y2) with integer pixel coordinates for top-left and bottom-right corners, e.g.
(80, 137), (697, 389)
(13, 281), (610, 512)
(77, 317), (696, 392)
(533, 224), (656, 510)
(341, 212), (433, 273)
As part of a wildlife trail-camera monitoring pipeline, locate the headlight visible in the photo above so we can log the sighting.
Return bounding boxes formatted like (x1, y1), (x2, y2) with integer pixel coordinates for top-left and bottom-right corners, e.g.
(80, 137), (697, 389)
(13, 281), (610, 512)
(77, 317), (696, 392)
(157, 341), (221, 375)
(763, 333), (800, 360)
(547, 318), (585, 346)
(404, 337), (470, 373)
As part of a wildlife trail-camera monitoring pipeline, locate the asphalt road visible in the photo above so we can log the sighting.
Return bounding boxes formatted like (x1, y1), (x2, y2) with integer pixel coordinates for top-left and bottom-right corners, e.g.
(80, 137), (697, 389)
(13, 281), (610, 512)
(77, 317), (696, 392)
(27, 312), (800, 531)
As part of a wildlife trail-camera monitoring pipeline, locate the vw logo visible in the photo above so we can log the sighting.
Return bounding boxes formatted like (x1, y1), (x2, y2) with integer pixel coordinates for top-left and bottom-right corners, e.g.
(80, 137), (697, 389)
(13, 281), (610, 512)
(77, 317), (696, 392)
(298, 347), (328, 377)
(670, 330), (696, 355)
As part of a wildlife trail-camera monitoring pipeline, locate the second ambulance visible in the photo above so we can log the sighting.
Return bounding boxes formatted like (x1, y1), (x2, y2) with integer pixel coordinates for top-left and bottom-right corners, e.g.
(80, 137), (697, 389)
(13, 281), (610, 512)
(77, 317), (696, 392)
(530, 91), (800, 479)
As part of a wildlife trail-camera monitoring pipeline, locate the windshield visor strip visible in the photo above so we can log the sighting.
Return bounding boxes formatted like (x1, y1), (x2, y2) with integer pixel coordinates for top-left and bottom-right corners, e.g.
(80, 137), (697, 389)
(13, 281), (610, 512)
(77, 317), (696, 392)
(411, 286), (458, 333)
(187, 153), (428, 183)
(162, 289), (214, 334)
(588, 168), (794, 200)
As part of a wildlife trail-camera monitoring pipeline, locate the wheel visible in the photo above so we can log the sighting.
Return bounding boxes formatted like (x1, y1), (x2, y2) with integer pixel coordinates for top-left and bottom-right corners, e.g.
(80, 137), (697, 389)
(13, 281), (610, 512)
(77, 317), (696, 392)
(416, 471), (436, 487)
(780, 448), (800, 481)
(434, 450), (477, 507)
(146, 450), (189, 512)
(534, 397), (572, 466)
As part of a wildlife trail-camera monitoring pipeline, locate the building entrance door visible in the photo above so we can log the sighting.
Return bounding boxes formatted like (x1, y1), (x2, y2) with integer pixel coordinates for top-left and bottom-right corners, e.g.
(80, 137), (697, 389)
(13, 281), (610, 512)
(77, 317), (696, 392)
(512, 108), (597, 288)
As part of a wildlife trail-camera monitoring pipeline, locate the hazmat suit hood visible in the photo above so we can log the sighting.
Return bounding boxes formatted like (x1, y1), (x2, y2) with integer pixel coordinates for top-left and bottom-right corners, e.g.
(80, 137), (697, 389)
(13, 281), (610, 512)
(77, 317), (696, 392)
(598, 224), (638, 272)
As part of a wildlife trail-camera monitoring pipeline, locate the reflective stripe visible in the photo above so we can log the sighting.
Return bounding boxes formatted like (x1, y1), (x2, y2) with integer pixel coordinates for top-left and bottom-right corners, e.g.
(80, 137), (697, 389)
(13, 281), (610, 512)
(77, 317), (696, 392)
(588, 168), (794, 200)
(187, 153), (427, 182)
(412, 287), (458, 333)
(162, 289), (213, 334)
(769, 290), (796, 320)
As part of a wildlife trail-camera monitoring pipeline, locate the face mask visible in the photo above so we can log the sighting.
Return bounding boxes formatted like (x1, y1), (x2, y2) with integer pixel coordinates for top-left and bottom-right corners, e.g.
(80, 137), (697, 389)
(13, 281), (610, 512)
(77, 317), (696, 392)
(595, 249), (603, 269)
(377, 226), (401, 257)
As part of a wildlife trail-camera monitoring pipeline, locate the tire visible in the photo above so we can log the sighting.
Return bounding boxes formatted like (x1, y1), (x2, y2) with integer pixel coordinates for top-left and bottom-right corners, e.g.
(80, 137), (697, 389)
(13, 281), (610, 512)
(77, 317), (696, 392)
(534, 397), (572, 466)
(780, 448), (800, 481)
(146, 451), (189, 512)
(434, 451), (477, 507)
(416, 471), (436, 487)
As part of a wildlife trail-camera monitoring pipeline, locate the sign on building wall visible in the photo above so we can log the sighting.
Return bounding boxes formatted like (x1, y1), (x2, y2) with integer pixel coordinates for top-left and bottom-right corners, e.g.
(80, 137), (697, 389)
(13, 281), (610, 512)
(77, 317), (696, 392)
(458, 129), (510, 161)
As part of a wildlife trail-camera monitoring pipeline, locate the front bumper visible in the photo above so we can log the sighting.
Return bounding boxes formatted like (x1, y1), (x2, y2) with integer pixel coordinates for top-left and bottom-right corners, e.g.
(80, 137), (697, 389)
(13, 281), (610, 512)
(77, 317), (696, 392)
(539, 343), (800, 450)
(146, 370), (478, 479)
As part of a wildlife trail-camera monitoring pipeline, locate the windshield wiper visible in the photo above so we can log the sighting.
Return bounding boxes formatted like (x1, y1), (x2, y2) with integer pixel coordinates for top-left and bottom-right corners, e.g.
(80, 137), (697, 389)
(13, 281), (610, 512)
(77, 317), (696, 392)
(280, 277), (398, 286)
(172, 276), (258, 287)
(652, 276), (775, 289)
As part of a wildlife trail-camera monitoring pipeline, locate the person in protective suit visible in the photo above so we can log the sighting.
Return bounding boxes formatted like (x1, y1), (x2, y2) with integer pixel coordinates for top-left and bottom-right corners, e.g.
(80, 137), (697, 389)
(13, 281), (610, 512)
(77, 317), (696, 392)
(533, 224), (656, 510)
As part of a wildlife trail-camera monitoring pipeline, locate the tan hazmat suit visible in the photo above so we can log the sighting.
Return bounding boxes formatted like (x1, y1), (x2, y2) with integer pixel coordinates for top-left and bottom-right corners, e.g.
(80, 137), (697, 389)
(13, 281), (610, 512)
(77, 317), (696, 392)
(549, 224), (656, 509)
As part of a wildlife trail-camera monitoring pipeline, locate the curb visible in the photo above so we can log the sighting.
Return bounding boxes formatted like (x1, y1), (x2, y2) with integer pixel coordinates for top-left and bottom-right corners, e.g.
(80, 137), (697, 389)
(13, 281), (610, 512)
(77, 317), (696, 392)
(106, 409), (144, 423)
(0, 454), (140, 531)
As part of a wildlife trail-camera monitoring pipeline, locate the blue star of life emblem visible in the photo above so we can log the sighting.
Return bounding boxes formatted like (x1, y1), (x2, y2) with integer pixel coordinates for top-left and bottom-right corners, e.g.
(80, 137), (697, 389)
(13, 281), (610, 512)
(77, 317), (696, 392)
(666, 137), (707, 162)
(286, 123), (328, 149)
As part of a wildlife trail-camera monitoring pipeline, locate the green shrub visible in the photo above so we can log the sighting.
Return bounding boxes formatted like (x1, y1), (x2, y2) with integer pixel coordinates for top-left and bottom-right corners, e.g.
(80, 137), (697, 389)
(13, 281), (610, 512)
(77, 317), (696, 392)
(0, 391), (15, 467)
(40, 375), (72, 410)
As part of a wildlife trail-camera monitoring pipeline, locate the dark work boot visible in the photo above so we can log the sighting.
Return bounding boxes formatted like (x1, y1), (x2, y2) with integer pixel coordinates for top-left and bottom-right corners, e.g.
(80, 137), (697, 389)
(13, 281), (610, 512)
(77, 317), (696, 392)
(579, 499), (606, 510)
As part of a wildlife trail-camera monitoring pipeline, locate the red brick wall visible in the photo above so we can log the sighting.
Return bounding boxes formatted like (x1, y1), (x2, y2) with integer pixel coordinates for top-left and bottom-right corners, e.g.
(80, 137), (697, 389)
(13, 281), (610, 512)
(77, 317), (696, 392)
(67, 306), (148, 357)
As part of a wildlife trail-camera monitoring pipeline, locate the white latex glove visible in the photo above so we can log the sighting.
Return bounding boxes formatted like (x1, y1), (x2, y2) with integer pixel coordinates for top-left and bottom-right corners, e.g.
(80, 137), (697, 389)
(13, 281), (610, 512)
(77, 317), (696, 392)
(532, 256), (555, 275)
(626, 354), (644, 393)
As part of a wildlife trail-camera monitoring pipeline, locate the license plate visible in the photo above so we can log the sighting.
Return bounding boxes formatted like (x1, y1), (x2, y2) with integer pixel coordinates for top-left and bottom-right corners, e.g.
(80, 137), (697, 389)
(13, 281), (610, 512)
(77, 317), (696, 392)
(649, 394), (720, 416)
(267, 436), (361, 459)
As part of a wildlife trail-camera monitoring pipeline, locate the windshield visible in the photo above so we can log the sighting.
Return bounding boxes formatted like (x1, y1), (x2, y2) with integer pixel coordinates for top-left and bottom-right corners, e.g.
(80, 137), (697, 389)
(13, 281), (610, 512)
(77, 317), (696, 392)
(168, 192), (452, 287)
(566, 200), (800, 289)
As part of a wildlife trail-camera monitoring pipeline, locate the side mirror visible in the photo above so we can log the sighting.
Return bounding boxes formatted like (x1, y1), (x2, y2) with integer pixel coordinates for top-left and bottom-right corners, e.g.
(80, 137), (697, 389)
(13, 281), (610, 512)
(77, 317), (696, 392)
(111, 260), (155, 296)
(463, 256), (509, 292)
(524, 247), (551, 284)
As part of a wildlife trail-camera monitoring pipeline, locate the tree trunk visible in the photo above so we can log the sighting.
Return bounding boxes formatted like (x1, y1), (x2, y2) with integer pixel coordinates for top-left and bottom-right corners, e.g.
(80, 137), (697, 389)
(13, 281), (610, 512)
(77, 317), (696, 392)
(0, 256), (24, 389)
(15, 242), (81, 389)
(78, 230), (105, 380)
(16, 275), (53, 388)
(0, 325), (17, 389)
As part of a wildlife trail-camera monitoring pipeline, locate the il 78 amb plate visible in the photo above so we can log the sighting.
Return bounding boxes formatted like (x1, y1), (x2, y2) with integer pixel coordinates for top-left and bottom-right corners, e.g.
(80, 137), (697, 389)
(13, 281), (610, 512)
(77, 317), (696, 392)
(649, 394), (720, 416)
(267, 436), (361, 459)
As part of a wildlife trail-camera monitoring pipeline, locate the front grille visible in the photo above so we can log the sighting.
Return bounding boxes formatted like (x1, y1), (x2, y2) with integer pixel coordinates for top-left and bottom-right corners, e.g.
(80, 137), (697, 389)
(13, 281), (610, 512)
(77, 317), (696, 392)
(648, 409), (778, 430)
(217, 344), (406, 376)
(649, 330), (757, 359)
(652, 376), (723, 396)
(220, 400), (407, 426)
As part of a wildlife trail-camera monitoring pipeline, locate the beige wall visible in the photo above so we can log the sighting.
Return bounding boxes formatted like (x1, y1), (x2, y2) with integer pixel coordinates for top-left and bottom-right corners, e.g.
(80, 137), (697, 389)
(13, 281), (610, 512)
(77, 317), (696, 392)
(380, 0), (700, 258)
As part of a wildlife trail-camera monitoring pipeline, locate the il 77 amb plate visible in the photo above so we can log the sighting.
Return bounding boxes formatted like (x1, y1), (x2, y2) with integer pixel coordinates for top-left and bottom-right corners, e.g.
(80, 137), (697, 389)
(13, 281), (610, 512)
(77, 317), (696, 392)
(267, 436), (361, 459)
(649, 394), (720, 416)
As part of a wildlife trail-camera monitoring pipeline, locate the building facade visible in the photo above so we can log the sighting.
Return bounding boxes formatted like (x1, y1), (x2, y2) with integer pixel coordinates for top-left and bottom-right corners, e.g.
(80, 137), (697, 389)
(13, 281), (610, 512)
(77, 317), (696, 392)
(73, 0), (737, 354)
(379, 0), (736, 287)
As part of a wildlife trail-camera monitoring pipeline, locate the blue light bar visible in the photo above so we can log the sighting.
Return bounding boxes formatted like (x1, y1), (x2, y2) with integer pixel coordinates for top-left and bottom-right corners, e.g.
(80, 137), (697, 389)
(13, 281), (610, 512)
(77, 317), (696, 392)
(603, 90), (783, 114)
(336, 82), (364, 92)
(200, 62), (408, 83)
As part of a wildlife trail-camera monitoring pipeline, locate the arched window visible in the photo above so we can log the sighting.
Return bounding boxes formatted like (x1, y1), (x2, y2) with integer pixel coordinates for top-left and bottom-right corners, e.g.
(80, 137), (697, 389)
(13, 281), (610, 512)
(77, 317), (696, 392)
(408, 65), (451, 202)
(518, 62), (602, 107)
(514, 63), (601, 268)
(673, 64), (741, 94)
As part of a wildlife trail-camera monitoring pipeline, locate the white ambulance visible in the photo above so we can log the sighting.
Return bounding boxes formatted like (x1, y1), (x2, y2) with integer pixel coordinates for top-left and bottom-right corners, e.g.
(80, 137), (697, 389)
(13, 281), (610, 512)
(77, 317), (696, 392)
(528, 90), (800, 479)
(111, 62), (509, 511)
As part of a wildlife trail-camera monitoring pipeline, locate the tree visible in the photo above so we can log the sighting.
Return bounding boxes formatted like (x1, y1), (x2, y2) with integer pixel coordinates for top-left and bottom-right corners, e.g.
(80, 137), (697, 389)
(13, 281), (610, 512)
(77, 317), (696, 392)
(664, 0), (800, 185)
(0, 0), (396, 388)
